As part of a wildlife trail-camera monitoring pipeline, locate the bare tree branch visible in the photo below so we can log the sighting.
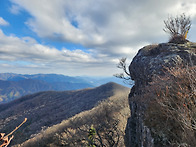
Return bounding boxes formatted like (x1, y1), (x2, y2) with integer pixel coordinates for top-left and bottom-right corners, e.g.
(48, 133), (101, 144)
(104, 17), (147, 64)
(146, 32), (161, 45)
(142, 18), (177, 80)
(114, 57), (133, 85)
(163, 13), (191, 43)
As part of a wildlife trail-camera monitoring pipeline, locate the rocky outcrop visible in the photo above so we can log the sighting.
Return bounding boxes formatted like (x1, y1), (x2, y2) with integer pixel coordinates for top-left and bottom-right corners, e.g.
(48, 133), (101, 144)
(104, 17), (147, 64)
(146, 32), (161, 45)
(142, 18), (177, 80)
(125, 42), (196, 147)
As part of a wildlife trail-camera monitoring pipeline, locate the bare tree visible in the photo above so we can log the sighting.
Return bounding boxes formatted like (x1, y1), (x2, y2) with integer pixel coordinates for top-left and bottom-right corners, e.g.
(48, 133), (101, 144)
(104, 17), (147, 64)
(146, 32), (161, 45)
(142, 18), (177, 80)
(53, 100), (125, 146)
(114, 58), (133, 85)
(163, 13), (191, 43)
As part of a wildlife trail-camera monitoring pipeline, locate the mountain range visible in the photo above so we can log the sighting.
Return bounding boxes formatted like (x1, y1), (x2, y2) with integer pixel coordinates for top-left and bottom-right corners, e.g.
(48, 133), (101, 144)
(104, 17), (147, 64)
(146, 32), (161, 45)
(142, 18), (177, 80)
(0, 73), (129, 103)
(0, 82), (130, 146)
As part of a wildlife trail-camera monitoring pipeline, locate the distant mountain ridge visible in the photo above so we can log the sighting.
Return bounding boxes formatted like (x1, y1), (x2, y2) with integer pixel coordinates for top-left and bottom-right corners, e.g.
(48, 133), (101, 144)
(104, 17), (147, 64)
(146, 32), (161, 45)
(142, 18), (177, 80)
(0, 73), (87, 83)
(0, 82), (130, 145)
(0, 73), (129, 103)
(0, 73), (94, 103)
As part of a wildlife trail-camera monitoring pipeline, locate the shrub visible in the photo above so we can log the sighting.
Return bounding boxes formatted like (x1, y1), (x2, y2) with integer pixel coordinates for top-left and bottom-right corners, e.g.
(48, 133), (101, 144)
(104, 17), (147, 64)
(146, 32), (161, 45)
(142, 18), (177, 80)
(144, 65), (196, 146)
(163, 13), (191, 44)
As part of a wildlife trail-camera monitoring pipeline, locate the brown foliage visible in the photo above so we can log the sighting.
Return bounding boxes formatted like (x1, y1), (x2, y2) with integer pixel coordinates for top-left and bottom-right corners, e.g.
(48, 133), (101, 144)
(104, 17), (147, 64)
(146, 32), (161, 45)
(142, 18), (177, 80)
(144, 65), (196, 146)
(53, 99), (128, 147)
(18, 89), (130, 147)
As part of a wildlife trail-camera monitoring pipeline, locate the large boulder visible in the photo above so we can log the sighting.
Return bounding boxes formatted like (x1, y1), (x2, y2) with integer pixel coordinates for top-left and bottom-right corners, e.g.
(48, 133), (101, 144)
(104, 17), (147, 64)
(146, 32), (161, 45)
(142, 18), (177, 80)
(125, 42), (196, 147)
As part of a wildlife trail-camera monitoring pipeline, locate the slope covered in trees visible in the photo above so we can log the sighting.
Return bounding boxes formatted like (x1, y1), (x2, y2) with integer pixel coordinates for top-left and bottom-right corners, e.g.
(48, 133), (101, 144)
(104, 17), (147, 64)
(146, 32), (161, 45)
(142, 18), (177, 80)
(0, 82), (130, 146)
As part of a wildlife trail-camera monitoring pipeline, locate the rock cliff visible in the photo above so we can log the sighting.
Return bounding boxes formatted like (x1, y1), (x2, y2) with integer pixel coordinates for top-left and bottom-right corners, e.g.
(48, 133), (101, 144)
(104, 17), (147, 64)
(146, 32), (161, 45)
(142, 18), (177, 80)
(125, 42), (196, 147)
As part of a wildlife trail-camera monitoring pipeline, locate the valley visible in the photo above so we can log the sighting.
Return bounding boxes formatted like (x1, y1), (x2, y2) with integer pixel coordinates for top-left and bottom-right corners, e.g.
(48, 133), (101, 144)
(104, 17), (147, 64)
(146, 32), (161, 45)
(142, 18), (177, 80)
(0, 82), (130, 146)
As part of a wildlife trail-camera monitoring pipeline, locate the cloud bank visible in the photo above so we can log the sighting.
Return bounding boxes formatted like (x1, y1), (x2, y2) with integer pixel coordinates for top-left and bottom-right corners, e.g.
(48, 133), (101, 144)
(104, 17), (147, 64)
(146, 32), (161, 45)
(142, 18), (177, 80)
(1, 0), (196, 76)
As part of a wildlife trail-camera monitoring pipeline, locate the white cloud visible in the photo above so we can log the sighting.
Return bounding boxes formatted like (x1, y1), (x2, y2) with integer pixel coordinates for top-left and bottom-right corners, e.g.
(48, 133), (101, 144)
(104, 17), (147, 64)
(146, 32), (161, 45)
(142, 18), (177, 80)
(0, 29), (94, 63)
(0, 17), (9, 26)
(4, 0), (196, 76)
(10, 0), (196, 46)
(9, 4), (22, 14)
(0, 29), (119, 76)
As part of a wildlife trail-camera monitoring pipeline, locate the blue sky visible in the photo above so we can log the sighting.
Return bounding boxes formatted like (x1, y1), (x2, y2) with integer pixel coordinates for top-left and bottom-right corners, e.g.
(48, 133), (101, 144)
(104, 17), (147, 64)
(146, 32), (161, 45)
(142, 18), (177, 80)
(0, 0), (196, 76)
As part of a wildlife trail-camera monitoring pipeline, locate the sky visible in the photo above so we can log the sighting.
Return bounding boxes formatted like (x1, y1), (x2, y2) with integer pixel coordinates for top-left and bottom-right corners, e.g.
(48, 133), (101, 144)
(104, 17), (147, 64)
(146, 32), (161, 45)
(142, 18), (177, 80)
(0, 0), (196, 76)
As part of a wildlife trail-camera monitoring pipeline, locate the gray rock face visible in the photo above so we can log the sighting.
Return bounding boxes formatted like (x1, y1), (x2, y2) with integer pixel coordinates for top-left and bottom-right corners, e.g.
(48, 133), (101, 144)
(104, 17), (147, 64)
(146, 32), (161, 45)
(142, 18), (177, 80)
(125, 42), (196, 147)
